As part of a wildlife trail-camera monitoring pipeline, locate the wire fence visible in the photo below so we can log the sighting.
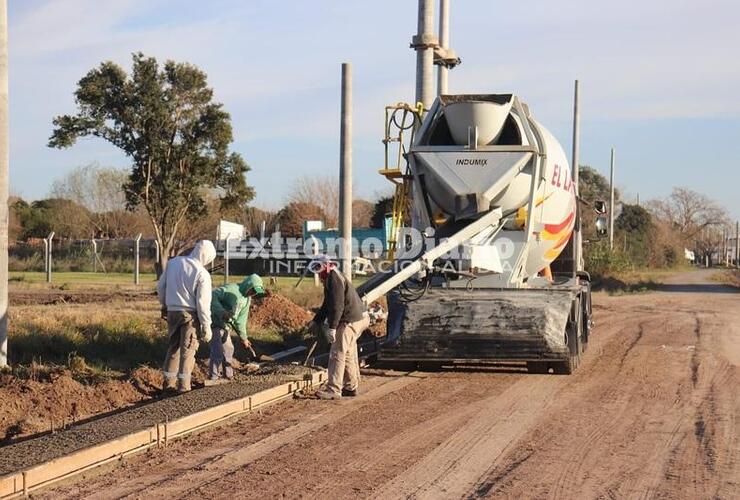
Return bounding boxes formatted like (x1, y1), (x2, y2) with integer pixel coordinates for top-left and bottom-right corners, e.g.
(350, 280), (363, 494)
(9, 239), (158, 274)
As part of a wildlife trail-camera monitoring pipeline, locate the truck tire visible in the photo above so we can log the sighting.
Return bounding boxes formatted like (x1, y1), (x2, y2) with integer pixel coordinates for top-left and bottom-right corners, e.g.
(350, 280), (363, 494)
(554, 295), (583, 375)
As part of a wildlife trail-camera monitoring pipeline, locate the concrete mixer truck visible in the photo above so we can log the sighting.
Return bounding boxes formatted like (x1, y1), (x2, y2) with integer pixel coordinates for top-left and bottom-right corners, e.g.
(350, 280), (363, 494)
(357, 94), (607, 374)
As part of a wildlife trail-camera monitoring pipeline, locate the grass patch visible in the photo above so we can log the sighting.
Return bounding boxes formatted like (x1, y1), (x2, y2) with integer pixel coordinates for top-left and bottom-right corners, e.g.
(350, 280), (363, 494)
(9, 271), (158, 288)
(8, 303), (166, 372)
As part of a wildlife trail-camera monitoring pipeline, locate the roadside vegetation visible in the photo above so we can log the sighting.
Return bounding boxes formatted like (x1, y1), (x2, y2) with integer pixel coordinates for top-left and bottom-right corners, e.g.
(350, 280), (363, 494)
(577, 166), (733, 293)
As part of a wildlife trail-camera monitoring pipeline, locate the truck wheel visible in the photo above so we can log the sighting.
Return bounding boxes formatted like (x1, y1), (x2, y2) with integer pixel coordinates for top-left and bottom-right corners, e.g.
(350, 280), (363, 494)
(557, 296), (583, 375)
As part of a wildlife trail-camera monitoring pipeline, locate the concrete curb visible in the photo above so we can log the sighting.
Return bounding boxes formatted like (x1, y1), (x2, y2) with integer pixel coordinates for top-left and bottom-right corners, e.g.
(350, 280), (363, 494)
(0, 370), (326, 498)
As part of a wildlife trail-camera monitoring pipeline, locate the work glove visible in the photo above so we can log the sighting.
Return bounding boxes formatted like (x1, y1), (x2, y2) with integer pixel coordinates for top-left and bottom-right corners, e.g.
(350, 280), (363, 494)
(199, 325), (213, 343)
(324, 326), (337, 344)
(242, 338), (257, 359)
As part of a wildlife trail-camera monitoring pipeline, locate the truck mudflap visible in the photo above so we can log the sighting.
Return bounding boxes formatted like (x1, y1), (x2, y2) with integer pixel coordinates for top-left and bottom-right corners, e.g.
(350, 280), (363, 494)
(381, 288), (577, 363)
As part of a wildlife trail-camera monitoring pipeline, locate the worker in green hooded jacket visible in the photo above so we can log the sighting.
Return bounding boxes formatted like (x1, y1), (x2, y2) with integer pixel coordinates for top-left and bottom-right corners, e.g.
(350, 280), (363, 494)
(207, 274), (265, 383)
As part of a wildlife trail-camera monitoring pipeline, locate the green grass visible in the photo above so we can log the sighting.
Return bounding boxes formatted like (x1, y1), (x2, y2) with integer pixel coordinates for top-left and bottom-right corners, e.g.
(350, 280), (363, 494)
(10, 271), (158, 287)
(8, 303), (166, 371)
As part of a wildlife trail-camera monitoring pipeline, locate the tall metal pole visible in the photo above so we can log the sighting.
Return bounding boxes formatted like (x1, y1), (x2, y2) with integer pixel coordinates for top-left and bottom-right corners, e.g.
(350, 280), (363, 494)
(134, 234), (141, 285)
(339, 63), (353, 280)
(735, 220), (739, 267)
(0, 0), (8, 367)
(45, 232), (54, 284)
(609, 147), (615, 250)
(413, 0), (435, 109)
(224, 235), (232, 284)
(571, 80), (581, 277)
(91, 239), (97, 273)
(437, 0), (450, 95)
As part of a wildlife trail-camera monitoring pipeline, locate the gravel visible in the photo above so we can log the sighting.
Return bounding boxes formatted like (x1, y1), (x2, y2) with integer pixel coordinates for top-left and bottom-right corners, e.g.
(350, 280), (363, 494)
(0, 364), (315, 475)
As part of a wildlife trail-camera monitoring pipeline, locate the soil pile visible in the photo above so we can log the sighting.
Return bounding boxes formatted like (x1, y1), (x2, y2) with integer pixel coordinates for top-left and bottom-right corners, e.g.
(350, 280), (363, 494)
(250, 294), (312, 331)
(0, 369), (149, 444)
(0, 364), (316, 475)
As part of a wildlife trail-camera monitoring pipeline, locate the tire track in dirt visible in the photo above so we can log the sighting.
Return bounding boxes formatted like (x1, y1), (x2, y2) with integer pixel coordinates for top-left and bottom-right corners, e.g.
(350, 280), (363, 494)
(657, 309), (737, 499)
(371, 376), (565, 499)
(72, 373), (425, 500)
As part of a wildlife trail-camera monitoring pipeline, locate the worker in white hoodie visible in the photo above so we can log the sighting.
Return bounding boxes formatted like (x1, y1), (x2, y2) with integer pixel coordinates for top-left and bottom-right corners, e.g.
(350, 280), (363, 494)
(157, 240), (217, 393)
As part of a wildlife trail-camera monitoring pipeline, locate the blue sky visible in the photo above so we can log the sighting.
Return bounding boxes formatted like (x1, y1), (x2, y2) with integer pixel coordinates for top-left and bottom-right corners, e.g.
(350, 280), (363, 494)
(7, 0), (740, 220)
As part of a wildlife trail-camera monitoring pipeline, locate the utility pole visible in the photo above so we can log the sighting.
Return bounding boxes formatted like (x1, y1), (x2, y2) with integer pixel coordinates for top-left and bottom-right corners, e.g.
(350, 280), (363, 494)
(571, 80), (581, 278)
(413, 0), (435, 109)
(609, 147), (615, 251)
(437, 0), (450, 95)
(0, 0), (7, 368)
(45, 232), (55, 283)
(134, 234), (142, 285)
(339, 63), (353, 280)
(735, 220), (739, 267)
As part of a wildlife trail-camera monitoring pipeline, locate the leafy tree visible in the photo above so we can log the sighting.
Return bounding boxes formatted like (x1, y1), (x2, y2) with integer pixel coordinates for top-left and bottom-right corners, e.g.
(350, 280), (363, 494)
(371, 196), (394, 229)
(578, 165), (618, 206)
(276, 202), (327, 237)
(616, 204), (652, 235)
(14, 199), (92, 240)
(615, 204), (654, 267)
(48, 53), (254, 273)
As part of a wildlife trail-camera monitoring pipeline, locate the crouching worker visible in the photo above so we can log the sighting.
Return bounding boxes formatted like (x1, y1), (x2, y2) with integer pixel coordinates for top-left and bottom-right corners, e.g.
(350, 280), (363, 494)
(207, 274), (265, 384)
(157, 240), (217, 393)
(307, 255), (369, 400)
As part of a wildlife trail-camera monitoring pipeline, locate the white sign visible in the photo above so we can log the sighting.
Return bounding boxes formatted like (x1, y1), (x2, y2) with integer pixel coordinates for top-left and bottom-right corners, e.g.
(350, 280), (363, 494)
(217, 220), (245, 240)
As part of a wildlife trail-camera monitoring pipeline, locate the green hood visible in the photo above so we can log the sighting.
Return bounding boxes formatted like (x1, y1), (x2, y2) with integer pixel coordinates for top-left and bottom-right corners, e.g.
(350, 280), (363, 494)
(239, 274), (265, 295)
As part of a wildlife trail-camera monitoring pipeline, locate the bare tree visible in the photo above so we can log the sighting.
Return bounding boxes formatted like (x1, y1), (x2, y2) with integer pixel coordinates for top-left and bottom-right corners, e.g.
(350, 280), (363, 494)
(286, 175), (339, 227)
(352, 199), (374, 227)
(49, 163), (148, 238)
(648, 187), (730, 265)
(243, 206), (279, 237)
(648, 187), (728, 239)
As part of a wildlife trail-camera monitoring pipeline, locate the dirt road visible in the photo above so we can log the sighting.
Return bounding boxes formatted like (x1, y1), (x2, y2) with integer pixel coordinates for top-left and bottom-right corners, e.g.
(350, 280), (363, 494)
(44, 270), (739, 499)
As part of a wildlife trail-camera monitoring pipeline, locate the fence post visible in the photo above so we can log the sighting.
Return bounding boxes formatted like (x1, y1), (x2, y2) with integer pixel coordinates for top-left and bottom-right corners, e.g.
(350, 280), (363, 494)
(224, 235), (233, 284)
(153, 240), (160, 274)
(91, 239), (97, 273)
(134, 234), (142, 285)
(45, 232), (54, 283)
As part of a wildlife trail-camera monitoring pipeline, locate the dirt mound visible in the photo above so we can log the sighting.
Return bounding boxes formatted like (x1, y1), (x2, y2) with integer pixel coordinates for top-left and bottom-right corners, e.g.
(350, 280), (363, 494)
(0, 369), (148, 444)
(129, 366), (163, 396)
(250, 294), (312, 331)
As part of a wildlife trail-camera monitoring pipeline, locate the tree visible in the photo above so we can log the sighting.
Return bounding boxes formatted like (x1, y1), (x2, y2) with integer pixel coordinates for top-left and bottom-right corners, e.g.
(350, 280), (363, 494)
(243, 206), (279, 237)
(615, 204), (654, 267)
(371, 196), (393, 229)
(48, 53), (254, 273)
(14, 198), (92, 240)
(616, 204), (652, 235)
(276, 201), (326, 237)
(49, 163), (150, 238)
(352, 199), (374, 228)
(286, 175), (339, 227)
(648, 187), (728, 239)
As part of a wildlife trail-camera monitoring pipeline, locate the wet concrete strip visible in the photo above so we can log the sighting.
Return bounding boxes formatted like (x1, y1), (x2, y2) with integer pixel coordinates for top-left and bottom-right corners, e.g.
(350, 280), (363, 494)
(0, 365), (316, 475)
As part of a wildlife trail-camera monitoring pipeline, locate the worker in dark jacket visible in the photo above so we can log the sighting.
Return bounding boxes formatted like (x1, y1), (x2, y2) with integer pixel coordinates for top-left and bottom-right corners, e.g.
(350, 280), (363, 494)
(307, 255), (369, 400)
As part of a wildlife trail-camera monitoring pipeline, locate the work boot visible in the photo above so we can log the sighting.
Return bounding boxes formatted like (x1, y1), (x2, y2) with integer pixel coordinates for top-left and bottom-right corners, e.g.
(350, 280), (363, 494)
(341, 388), (358, 397)
(315, 389), (341, 400)
(159, 387), (178, 397)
